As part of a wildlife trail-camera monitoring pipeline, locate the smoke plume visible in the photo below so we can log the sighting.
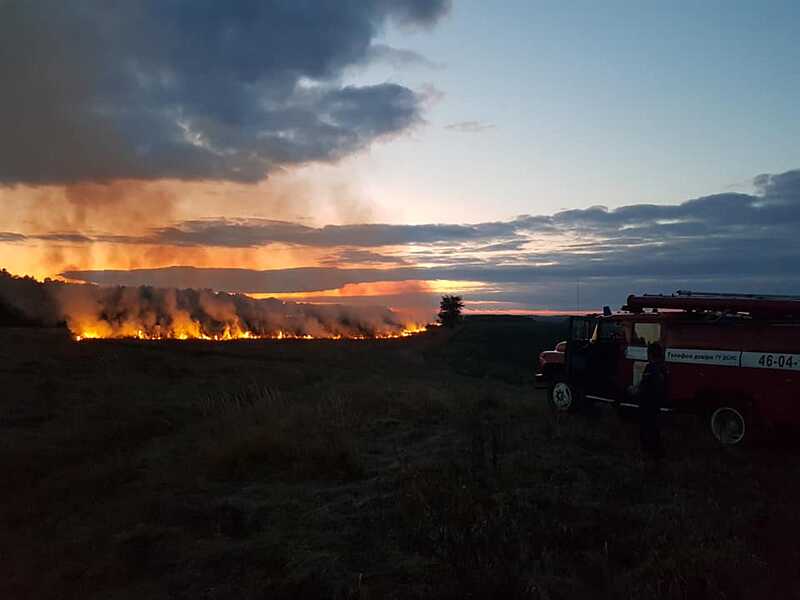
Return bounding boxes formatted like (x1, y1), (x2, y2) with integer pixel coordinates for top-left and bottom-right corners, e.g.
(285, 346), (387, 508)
(0, 270), (422, 339)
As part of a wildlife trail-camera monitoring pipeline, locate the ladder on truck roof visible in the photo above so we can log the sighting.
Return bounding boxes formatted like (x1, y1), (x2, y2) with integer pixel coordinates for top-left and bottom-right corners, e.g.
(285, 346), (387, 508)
(675, 290), (800, 301)
(624, 290), (800, 318)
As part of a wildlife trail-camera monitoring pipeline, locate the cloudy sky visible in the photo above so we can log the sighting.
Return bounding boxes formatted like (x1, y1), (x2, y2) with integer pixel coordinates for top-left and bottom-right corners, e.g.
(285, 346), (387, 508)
(1, 0), (799, 314)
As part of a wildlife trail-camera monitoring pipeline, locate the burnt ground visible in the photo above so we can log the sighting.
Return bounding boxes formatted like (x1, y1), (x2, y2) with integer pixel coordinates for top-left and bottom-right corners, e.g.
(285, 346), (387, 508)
(1, 317), (799, 599)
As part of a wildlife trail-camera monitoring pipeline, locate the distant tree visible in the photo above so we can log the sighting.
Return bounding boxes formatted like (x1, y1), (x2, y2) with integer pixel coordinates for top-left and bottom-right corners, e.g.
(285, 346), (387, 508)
(437, 295), (464, 328)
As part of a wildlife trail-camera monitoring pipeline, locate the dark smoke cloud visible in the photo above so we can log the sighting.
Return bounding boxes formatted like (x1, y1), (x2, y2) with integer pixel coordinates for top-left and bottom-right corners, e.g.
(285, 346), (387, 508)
(0, 0), (450, 184)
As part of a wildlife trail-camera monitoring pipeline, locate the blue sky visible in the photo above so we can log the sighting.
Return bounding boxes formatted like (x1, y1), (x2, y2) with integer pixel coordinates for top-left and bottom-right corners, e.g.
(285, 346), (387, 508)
(351, 0), (800, 222)
(1, 0), (798, 315)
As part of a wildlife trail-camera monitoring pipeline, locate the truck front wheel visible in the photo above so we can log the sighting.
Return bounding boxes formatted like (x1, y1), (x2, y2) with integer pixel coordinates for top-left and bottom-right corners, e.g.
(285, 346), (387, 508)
(710, 406), (747, 445)
(550, 381), (578, 412)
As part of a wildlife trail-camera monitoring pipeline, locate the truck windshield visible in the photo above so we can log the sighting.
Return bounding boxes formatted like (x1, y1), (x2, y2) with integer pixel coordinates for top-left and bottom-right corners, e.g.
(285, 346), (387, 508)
(592, 320), (625, 342)
(571, 318), (595, 341)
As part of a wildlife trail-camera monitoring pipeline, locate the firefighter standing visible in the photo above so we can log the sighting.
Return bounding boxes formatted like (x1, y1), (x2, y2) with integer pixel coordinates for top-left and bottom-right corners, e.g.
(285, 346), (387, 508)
(634, 342), (668, 460)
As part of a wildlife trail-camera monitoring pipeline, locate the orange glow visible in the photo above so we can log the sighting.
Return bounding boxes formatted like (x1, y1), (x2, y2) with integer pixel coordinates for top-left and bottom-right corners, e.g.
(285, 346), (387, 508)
(250, 279), (487, 301)
(0, 173), (377, 280)
(0, 242), (331, 283)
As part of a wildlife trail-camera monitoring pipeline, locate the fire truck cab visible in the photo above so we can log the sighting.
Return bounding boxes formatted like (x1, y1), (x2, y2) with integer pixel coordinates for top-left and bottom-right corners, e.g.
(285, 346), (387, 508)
(538, 291), (800, 445)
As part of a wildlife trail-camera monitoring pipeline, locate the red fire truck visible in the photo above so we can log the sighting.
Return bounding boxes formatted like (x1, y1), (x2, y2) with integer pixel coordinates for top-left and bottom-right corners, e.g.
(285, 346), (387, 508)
(536, 291), (800, 445)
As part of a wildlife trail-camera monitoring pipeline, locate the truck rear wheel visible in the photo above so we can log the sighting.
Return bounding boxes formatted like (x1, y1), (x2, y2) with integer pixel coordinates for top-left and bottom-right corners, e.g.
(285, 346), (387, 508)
(710, 406), (746, 445)
(550, 381), (578, 412)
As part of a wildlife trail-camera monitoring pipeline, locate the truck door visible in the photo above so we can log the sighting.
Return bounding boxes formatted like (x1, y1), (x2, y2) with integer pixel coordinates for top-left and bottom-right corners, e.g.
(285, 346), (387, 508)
(565, 316), (597, 387)
(584, 319), (627, 401)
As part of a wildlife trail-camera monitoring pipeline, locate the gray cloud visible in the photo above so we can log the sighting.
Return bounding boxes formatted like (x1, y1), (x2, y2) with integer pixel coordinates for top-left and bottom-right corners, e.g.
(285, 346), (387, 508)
(101, 218), (523, 248)
(17, 167), (800, 250)
(445, 121), (496, 133)
(36, 233), (94, 243)
(366, 44), (443, 69)
(22, 167), (800, 308)
(47, 168), (797, 252)
(320, 249), (411, 266)
(0, 0), (450, 184)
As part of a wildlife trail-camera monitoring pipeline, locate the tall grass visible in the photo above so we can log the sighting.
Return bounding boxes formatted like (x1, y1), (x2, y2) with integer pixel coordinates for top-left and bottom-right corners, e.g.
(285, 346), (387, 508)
(196, 384), (365, 482)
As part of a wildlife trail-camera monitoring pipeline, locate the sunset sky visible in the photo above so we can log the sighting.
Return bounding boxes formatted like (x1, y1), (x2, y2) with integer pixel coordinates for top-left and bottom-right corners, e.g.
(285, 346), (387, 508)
(2, 0), (799, 314)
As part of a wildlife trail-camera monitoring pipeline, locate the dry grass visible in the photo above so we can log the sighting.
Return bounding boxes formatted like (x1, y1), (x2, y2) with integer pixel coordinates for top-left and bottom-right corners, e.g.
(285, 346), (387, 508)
(195, 385), (366, 482)
(0, 321), (798, 599)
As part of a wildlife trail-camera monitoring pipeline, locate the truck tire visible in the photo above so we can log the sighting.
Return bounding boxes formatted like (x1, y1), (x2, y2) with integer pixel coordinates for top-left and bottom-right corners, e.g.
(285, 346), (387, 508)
(709, 406), (747, 446)
(550, 381), (579, 412)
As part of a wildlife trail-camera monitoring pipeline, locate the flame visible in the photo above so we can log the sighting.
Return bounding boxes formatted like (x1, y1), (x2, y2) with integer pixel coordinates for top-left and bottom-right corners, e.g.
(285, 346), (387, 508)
(72, 321), (430, 341)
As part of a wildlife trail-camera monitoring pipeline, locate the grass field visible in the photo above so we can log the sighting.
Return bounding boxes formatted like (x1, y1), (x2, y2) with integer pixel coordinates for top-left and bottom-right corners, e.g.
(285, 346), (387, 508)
(1, 316), (799, 599)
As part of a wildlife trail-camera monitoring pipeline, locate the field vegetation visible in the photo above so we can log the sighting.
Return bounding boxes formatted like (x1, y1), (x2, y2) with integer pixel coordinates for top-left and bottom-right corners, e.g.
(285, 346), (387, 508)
(1, 317), (798, 599)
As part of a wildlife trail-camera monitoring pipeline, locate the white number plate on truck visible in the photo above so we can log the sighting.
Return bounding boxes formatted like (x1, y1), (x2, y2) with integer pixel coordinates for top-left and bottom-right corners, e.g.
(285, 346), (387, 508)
(741, 352), (800, 371)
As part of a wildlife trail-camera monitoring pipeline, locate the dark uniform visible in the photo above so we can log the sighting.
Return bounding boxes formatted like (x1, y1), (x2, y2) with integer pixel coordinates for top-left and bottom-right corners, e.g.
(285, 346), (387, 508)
(636, 356), (668, 459)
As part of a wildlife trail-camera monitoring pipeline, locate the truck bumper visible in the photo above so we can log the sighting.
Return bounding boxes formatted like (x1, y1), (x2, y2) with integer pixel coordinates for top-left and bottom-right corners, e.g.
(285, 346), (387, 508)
(534, 373), (550, 389)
